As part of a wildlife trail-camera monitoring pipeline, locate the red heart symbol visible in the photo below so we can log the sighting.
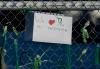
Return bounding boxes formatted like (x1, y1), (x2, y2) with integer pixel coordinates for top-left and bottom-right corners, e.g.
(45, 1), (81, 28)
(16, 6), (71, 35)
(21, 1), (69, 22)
(48, 19), (55, 25)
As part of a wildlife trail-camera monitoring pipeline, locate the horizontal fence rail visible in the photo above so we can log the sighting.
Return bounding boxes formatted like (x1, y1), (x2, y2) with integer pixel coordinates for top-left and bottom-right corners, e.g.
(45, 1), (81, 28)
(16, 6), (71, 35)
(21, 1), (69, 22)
(0, 1), (100, 10)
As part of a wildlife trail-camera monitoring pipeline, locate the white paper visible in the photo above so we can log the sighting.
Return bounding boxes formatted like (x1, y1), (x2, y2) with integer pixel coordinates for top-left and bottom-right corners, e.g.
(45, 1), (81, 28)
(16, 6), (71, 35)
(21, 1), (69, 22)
(33, 13), (72, 45)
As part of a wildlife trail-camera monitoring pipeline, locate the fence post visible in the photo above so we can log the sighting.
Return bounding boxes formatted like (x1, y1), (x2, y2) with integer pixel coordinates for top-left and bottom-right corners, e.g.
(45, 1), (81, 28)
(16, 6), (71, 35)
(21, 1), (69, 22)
(67, 45), (71, 69)
(95, 44), (100, 65)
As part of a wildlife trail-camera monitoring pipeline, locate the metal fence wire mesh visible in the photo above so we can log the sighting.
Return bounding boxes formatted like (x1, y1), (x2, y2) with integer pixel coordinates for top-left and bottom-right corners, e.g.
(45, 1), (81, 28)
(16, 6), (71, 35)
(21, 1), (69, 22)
(0, 1), (99, 69)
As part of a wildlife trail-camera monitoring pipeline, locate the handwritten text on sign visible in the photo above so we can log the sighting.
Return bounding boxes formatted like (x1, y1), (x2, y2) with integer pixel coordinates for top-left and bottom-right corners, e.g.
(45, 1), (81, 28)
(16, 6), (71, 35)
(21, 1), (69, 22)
(33, 13), (72, 45)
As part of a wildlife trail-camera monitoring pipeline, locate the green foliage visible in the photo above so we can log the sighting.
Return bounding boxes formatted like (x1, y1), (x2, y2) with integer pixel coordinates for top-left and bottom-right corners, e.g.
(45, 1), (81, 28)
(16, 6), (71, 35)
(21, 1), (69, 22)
(81, 28), (89, 43)
(13, 27), (19, 37)
(3, 26), (7, 37)
(34, 55), (41, 69)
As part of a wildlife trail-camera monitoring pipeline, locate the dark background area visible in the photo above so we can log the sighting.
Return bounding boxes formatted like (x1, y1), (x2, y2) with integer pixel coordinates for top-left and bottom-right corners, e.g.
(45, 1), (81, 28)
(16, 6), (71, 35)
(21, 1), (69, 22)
(0, 10), (25, 32)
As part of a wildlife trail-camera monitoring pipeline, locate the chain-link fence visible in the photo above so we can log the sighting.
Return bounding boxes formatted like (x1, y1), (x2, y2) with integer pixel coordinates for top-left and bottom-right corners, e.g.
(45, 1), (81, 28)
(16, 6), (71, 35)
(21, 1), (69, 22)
(0, 1), (100, 69)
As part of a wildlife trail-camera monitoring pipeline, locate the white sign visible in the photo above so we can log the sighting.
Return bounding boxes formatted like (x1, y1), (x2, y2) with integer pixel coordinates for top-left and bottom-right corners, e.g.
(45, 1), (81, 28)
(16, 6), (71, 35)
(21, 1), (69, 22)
(33, 13), (72, 45)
